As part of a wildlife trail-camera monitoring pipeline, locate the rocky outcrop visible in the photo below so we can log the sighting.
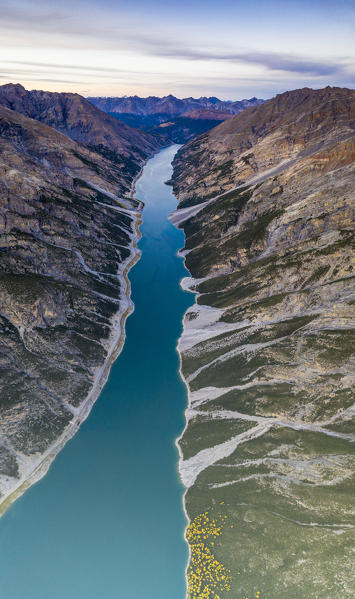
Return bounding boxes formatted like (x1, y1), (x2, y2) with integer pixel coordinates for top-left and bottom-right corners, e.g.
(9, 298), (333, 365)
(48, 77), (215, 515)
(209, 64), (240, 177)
(0, 103), (149, 514)
(171, 87), (355, 598)
(0, 83), (160, 190)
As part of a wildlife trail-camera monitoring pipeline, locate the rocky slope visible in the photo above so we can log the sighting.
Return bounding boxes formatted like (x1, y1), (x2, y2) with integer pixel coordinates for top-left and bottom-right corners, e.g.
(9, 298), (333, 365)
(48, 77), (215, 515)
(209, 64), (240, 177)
(0, 102), (151, 515)
(0, 83), (160, 192)
(88, 94), (264, 143)
(149, 110), (231, 144)
(170, 86), (355, 598)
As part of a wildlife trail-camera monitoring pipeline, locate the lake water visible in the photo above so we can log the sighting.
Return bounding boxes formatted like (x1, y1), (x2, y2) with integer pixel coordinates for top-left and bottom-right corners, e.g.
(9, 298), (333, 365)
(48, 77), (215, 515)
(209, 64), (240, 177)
(0, 145), (192, 599)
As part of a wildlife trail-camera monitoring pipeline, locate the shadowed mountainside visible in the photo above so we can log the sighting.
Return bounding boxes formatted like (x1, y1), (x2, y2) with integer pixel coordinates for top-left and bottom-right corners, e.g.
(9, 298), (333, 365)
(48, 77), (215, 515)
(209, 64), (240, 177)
(0, 83), (161, 178)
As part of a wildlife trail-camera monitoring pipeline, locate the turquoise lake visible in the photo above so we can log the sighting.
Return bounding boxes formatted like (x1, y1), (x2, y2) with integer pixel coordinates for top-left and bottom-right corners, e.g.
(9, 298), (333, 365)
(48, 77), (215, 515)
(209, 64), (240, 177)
(0, 145), (193, 598)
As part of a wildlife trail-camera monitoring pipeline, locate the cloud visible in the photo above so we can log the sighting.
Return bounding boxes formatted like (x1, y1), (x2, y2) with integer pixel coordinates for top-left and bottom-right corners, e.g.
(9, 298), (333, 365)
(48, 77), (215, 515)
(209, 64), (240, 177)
(6, 60), (122, 72)
(0, 2), (348, 77)
(144, 43), (347, 76)
(234, 52), (344, 75)
(0, 4), (70, 28)
(0, 0), (353, 99)
(4, 60), (149, 75)
(1, 61), (168, 84)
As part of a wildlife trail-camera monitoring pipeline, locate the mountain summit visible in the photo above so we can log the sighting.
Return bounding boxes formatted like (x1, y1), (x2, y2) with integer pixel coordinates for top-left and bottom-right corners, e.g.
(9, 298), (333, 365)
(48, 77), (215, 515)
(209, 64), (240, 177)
(87, 93), (264, 143)
(87, 93), (264, 117)
(0, 83), (159, 160)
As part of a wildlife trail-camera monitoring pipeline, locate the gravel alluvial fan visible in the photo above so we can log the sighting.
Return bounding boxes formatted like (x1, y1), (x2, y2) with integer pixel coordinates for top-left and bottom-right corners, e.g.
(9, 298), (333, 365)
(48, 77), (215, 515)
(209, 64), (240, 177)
(170, 86), (355, 598)
(0, 85), (161, 515)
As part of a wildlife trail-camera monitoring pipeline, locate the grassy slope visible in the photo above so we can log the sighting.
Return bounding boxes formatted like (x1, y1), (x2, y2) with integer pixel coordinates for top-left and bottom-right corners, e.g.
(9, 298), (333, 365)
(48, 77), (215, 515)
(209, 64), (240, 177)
(172, 88), (355, 598)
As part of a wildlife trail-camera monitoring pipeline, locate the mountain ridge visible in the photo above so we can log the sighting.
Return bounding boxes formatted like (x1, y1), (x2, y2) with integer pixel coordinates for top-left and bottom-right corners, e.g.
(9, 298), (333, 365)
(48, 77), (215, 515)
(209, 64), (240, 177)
(87, 93), (265, 143)
(0, 83), (160, 162)
(87, 93), (264, 118)
(171, 85), (355, 208)
(0, 91), (152, 514)
(170, 85), (355, 598)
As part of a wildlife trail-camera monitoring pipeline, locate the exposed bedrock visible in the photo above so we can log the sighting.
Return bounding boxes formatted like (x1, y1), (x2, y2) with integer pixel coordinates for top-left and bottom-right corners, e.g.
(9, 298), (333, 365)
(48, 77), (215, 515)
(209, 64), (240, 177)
(0, 100), (154, 514)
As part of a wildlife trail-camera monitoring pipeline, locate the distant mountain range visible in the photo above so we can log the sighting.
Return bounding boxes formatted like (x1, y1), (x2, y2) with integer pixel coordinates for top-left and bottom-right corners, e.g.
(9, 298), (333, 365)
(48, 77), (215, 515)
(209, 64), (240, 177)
(87, 94), (265, 143)
(88, 94), (264, 117)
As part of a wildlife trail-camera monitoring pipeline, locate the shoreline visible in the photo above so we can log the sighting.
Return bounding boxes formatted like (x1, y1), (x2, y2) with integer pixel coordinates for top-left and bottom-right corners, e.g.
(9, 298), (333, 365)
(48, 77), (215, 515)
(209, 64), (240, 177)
(0, 167), (146, 519)
(171, 222), (198, 599)
(175, 330), (193, 599)
(171, 205), (232, 598)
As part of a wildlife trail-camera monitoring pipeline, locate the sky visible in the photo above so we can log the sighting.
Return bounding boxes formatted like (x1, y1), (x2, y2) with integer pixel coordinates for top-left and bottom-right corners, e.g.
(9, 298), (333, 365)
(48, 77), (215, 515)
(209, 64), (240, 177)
(0, 0), (354, 100)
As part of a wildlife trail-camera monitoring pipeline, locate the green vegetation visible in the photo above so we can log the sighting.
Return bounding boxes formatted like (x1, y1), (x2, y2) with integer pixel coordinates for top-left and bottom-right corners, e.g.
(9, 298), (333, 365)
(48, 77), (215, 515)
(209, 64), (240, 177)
(180, 417), (254, 461)
(185, 207), (284, 279)
(216, 160), (234, 179)
(184, 426), (355, 598)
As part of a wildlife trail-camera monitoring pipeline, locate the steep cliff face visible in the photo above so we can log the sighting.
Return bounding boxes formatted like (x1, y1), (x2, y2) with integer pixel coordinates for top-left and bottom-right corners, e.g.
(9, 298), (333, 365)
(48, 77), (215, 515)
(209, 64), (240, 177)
(0, 105), (146, 514)
(170, 87), (355, 598)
